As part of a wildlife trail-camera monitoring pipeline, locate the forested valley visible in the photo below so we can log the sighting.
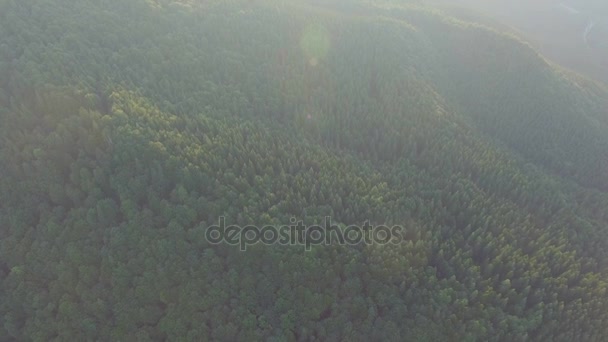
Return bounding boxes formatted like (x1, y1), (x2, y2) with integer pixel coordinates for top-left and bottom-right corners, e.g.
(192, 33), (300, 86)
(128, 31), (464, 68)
(1, 0), (608, 340)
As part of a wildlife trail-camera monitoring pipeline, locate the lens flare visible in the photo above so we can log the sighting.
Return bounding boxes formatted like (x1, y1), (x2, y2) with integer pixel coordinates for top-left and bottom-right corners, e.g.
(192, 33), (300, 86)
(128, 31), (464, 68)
(300, 23), (331, 66)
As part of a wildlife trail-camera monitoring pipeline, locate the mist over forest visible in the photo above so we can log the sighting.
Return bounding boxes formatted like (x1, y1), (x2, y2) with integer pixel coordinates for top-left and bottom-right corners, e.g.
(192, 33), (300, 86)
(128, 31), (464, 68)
(1, 0), (607, 340)
(432, 0), (608, 84)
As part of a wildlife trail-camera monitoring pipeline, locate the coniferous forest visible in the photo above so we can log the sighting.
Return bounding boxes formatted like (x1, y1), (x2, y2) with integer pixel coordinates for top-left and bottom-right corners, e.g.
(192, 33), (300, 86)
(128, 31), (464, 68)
(1, 0), (608, 340)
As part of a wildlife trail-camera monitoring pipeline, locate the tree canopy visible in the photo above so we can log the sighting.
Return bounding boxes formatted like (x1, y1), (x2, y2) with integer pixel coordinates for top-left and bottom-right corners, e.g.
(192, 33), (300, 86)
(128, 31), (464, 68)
(1, 0), (608, 340)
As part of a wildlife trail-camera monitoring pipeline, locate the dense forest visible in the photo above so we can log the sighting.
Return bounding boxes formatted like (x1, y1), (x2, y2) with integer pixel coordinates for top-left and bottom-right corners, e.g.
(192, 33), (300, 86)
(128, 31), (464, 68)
(1, 0), (608, 340)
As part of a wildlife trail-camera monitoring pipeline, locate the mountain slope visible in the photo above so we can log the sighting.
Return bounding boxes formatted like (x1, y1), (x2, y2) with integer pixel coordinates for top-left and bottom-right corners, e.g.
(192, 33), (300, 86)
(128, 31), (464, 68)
(1, 0), (608, 340)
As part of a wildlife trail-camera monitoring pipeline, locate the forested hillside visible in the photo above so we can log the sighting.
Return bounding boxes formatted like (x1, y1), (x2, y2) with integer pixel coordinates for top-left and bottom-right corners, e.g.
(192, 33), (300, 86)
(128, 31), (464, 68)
(1, 0), (608, 340)
(428, 0), (608, 86)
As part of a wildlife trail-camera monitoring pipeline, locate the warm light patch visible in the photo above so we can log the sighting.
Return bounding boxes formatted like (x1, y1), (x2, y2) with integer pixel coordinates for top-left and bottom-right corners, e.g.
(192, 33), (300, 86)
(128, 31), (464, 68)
(300, 23), (331, 66)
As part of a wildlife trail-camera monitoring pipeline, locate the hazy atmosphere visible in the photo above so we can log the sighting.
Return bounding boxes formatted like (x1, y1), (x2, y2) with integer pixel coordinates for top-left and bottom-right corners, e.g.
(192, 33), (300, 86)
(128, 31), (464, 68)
(1, 0), (607, 340)
(433, 0), (608, 84)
